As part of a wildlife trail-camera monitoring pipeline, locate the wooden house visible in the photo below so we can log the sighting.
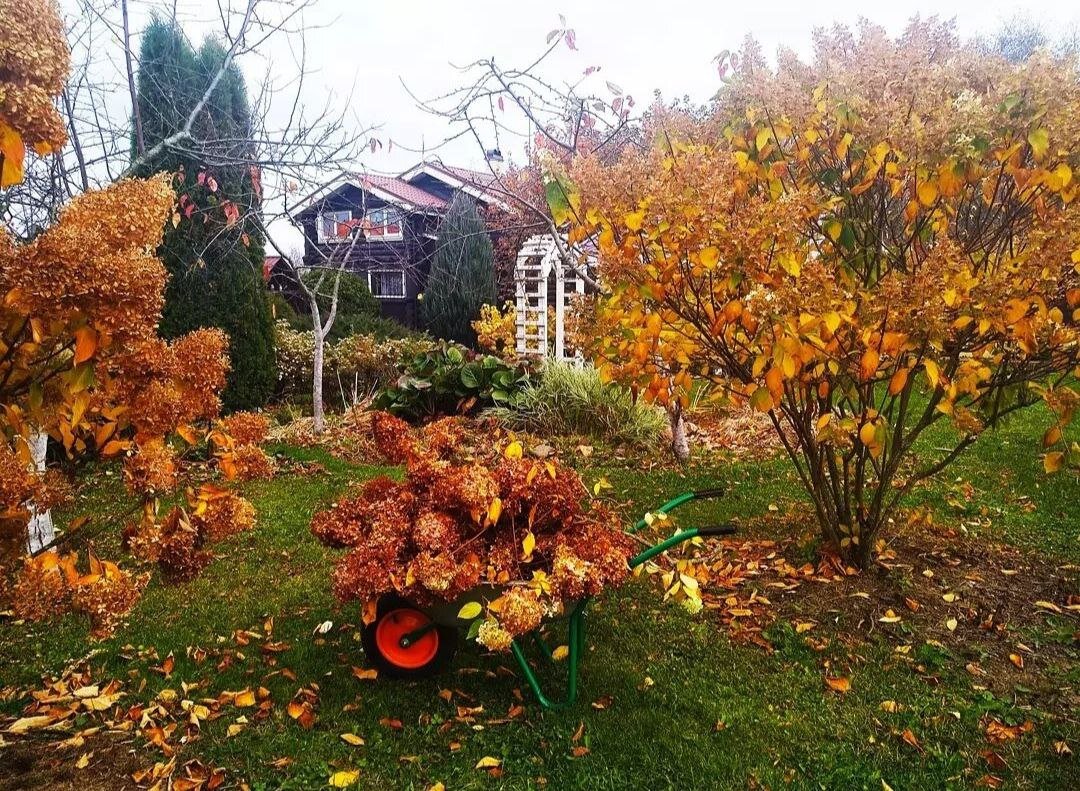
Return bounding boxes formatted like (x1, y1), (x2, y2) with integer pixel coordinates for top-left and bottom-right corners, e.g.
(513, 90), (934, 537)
(287, 160), (504, 328)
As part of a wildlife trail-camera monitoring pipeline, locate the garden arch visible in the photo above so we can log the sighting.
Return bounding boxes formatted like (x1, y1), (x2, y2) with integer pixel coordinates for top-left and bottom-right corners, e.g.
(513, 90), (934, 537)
(513, 234), (588, 361)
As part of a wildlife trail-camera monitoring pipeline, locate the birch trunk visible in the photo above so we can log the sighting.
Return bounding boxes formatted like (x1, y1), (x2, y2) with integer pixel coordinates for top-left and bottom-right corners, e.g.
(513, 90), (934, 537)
(26, 431), (55, 554)
(669, 405), (690, 463)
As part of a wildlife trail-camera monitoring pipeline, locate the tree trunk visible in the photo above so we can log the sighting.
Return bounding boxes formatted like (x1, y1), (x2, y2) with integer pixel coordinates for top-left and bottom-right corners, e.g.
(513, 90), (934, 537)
(669, 404), (690, 463)
(25, 431), (54, 554)
(312, 330), (325, 434)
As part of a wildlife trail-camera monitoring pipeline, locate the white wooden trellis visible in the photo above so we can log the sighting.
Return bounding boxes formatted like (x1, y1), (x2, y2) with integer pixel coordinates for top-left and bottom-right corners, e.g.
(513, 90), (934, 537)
(514, 235), (586, 361)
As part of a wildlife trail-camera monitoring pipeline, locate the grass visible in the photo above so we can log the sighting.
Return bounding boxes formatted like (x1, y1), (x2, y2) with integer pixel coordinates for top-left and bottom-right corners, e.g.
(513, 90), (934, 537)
(0, 406), (1077, 790)
(489, 360), (667, 448)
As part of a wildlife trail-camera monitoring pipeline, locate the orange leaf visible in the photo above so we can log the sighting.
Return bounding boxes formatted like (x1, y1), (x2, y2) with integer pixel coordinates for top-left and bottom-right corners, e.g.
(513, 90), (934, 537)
(73, 327), (98, 365)
(825, 676), (851, 693)
(0, 121), (26, 187)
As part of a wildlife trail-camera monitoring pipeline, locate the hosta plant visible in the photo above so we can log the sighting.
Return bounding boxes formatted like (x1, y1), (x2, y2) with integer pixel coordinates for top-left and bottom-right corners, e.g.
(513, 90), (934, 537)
(373, 343), (530, 420)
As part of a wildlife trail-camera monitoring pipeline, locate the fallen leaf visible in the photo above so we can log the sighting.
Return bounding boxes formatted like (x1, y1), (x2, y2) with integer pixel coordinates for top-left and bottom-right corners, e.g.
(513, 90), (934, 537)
(475, 756), (502, 769)
(1008, 653), (1024, 669)
(551, 645), (570, 661)
(351, 667), (378, 681)
(75, 752), (91, 769)
(946, 618), (958, 632)
(233, 689), (256, 707)
(329, 769), (360, 787)
(879, 609), (902, 624)
(901, 728), (923, 753)
(340, 733), (366, 746)
(825, 676), (851, 694)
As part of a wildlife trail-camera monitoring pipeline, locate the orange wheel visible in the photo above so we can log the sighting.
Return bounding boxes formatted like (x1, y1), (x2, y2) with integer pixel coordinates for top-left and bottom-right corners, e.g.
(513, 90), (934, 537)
(362, 595), (457, 679)
(375, 609), (439, 669)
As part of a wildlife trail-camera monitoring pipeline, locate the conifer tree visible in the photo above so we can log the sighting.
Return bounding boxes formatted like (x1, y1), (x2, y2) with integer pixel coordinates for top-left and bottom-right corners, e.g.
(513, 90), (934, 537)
(135, 19), (275, 410)
(420, 193), (497, 345)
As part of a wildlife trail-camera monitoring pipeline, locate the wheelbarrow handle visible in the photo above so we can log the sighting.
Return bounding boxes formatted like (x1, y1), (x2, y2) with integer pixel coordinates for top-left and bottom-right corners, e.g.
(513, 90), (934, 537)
(629, 487), (725, 534)
(692, 487), (725, 499)
(696, 523), (737, 537)
(628, 524), (736, 569)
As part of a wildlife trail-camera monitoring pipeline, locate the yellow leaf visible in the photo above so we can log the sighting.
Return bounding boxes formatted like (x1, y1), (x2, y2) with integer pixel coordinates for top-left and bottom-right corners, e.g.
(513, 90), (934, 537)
(624, 210), (645, 232)
(521, 530), (536, 560)
(340, 733), (366, 746)
(824, 220), (842, 243)
(1027, 127), (1049, 160)
(551, 645), (570, 661)
(699, 246), (720, 269)
(75, 752), (91, 769)
(755, 127), (772, 151)
(924, 359), (940, 388)
(946, 617), (958, 632)
(1043, 426), (1062, 447)
(457, 601), (483, 620)
(234, 689), (256, 707)
(487, 497), (503, 524)
(859, 421), (879, 448)
(475, 756), (503, 769)
(917, 181), (938, 207)
(1043, 451), (1064, 473)
(503, 441), (523, 460)
(329, 769), (360, 787)
(7, 715), (54, 734)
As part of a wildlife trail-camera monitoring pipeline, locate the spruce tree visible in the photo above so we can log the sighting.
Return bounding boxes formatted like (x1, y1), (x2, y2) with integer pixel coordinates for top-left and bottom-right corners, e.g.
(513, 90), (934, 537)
(135, 20), (275, 411)
(420, 194), (497, 345)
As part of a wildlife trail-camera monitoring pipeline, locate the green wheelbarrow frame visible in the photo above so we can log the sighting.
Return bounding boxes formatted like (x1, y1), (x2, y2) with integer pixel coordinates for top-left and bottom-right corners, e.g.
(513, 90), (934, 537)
(510, 488), (733, 710)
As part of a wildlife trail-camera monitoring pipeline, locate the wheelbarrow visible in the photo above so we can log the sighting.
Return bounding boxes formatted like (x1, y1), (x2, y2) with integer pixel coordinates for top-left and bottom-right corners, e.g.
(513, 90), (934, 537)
(360, 489), (734, 709)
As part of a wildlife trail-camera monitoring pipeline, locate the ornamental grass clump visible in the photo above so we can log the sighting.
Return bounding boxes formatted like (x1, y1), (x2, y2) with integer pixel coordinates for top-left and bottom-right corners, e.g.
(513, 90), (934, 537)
(311, 412), (636, 650)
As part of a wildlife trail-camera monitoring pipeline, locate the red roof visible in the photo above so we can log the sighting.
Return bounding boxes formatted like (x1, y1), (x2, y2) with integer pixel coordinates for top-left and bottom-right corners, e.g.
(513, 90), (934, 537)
(359, 173), (447, 210)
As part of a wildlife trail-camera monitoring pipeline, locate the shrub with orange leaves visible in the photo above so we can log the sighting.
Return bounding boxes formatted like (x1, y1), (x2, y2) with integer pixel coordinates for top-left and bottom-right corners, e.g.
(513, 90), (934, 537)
(565, 20), (1080, 566)
(312, 413), (634, 650)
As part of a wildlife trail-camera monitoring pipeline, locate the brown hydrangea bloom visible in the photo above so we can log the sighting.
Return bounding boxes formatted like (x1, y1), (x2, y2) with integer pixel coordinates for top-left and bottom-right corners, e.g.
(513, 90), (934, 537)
(71, 567), (149, 638)
(123, 440), (179, 496)
(371, 411), (415, 463)
(218, 412), (271, 446)
(10, 553), (69, 621)
(0, 0), (69, 152)
(410, 511), (459, 552)
(157, 508), (212, 581)
(230, 443), (275, 481)
(476, 619), (514, 652)
(193, 491), (256, 543)
(313, 421), (636, 648)
(498, 587), (544, 635)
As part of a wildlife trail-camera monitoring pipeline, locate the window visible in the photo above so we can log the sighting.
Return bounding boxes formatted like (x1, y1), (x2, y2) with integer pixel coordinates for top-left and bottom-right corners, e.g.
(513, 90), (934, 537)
(368, 269), (406, 299)
(362, 207), (403, 241)
(317, 210), (358, 244)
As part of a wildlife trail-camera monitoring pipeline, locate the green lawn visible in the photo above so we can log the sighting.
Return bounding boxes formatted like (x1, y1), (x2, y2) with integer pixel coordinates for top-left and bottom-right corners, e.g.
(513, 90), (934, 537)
(0, 405), (1077, 790)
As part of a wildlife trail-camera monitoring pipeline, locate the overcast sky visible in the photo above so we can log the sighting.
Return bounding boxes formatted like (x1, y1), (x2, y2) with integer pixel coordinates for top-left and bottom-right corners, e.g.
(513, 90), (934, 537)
(59, 0), (1080, 254)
